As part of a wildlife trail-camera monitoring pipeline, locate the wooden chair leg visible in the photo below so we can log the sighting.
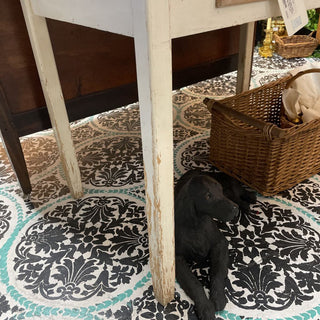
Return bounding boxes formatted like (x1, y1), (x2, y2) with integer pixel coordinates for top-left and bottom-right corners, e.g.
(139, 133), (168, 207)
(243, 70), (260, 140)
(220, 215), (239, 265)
(0, 84), (32, 195)
(132, 0), (175, 306)
(20, 0), (83, 199)
(236, 21), (256, 94)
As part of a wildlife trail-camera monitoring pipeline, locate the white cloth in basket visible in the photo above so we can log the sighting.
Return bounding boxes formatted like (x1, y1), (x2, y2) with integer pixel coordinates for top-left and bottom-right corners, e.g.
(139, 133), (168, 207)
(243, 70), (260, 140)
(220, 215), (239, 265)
(282, 62), (320, 123)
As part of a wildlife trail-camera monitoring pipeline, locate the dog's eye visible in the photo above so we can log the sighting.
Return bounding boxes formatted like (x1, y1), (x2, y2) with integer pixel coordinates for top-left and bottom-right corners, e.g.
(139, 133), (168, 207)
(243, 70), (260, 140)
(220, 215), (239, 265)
(205, 192), (212, 200)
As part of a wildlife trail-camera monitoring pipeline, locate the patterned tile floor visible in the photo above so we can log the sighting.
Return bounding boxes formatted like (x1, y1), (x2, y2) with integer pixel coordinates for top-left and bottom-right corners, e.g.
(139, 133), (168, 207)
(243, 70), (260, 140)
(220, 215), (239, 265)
(1, 50), (320, 320)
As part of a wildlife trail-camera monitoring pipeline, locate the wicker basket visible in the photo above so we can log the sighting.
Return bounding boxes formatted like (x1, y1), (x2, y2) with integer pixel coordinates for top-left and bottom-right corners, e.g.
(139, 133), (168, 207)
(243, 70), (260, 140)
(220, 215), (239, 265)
(204, 69), (320, 196)
(274, 33), (318, 58)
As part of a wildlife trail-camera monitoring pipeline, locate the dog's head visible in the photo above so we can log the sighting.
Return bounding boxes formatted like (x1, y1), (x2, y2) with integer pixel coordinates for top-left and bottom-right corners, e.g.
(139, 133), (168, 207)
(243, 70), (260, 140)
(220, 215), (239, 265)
(175, 172), (239, 222)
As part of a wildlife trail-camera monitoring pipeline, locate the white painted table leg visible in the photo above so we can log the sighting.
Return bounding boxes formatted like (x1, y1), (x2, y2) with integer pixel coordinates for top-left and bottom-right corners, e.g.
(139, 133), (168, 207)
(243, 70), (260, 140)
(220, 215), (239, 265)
(236, 22), (256, 93)
(132, 0), (175, 306)
(20, 0), (83, 198)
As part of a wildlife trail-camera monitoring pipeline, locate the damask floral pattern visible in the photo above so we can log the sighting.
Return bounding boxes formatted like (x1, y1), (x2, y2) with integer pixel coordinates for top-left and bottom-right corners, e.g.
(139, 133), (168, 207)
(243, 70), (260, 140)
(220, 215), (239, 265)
(0, 201), (10, 240)
(0, 152), (17, 185)
(10, 195), (148, 303)
(95, 105), (141, 133)
(78, 136), (144, 188)
(223, 200), (320, 314)
(20, 136), (59, 176)
(0, 51), (320, 320)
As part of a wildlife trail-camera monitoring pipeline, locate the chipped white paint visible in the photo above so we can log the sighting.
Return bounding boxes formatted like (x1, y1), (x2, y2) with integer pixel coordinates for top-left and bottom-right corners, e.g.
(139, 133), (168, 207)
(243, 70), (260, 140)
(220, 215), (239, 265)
(20, 0), (83, 199)
(23, 0), (319, 306)
(132, 0), (175, 306)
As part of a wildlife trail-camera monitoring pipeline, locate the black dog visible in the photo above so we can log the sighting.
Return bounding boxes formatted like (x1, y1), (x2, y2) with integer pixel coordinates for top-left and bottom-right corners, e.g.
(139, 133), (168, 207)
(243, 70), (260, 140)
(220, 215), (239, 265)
(174, 170), (256, 320)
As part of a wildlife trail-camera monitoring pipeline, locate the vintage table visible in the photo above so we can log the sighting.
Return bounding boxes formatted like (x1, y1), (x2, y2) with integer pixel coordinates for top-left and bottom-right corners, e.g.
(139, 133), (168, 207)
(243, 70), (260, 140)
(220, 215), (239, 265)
(20, 0), (320, 305)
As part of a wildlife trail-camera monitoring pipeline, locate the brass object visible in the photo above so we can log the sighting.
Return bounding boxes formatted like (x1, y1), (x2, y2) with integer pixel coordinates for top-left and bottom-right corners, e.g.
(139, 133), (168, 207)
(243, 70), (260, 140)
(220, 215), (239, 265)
(259, 18), (273, 58)
(291, 115), (303, 124)
(259, 17), (287, 58)
(272, 18), (287, 37)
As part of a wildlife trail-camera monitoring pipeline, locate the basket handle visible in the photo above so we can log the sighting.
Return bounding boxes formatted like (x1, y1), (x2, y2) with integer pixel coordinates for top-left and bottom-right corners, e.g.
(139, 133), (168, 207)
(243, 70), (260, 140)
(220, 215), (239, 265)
(204, 98), (286, 139)
(285, 68), (320, 88)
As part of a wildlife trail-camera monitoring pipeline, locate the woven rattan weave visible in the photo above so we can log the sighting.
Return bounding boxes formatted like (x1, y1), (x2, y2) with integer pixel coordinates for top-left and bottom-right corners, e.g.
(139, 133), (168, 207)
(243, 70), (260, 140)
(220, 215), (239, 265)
(204, 69), (320, 196)
(274, 33), (318, 58)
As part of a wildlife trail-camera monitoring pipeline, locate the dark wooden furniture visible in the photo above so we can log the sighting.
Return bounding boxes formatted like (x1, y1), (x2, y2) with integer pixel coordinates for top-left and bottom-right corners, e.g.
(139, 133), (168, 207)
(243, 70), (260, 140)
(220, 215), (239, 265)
(0, 84), (31, 194)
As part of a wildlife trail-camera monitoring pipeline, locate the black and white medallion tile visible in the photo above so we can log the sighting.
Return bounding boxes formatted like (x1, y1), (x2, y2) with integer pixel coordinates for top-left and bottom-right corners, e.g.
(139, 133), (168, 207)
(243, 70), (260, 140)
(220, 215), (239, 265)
(1, 50), (320, 320)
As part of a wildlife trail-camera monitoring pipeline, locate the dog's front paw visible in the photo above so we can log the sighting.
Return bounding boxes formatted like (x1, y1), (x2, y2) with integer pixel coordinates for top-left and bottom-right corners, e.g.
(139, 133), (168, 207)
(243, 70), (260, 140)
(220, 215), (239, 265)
(210, 291), (227, 311)
(241, 189), (257, 204)
(196, 300), (216, 320)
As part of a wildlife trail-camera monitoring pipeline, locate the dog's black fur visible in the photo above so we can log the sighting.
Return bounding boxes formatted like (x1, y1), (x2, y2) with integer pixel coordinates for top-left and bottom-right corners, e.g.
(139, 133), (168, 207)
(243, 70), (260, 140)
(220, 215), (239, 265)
(175, 170), (256, 320)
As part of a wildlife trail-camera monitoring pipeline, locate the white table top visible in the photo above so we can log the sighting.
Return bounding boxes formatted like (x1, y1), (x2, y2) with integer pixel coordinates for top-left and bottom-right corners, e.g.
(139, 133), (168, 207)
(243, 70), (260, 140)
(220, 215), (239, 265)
(30, 0), (320, 38)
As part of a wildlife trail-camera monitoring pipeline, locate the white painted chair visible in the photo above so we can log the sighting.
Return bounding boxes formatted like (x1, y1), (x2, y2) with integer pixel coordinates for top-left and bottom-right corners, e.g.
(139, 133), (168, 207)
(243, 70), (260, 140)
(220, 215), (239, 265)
(20, 0), (319, 305)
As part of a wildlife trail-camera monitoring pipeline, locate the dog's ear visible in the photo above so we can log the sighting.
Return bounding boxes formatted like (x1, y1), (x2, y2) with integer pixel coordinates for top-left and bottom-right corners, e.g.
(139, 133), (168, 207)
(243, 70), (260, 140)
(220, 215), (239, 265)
(175, 177), (198, 224)
(186, 175), (203, 194)
(175, 177), (192, 206)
